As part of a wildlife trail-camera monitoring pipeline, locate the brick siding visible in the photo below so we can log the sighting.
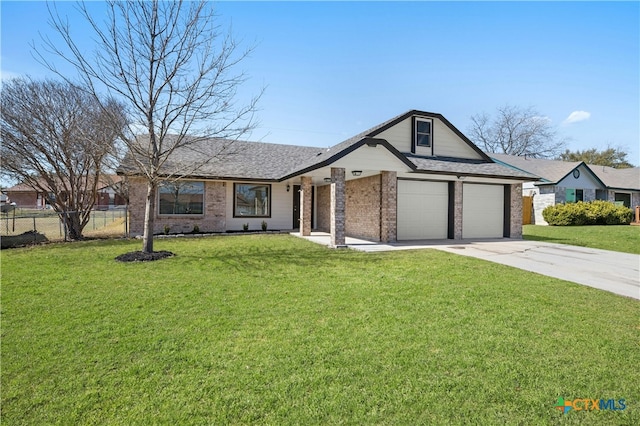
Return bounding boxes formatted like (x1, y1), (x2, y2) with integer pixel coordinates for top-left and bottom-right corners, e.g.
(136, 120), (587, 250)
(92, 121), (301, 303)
(345, 174), (381, 241)
(128, 177), (226, 236)
(509, 183), (523, 238)
(316, 185), (331, 232)
(330, 168), (346, 247)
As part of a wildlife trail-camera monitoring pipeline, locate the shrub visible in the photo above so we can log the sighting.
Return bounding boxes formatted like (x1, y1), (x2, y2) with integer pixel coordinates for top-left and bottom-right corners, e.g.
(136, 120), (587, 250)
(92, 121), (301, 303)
(261, 220), (268, 231)
(192, 224), (200, 234)
(542, 200), (632, 226)
(163, 224), (171, 235)
(242, 223), (249, 231)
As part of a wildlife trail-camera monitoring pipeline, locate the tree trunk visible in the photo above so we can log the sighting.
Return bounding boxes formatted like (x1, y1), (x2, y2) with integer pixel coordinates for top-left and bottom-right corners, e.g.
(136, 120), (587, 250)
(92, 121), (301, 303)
(142, 182), (156, 253)
(63, 211), (84, 240)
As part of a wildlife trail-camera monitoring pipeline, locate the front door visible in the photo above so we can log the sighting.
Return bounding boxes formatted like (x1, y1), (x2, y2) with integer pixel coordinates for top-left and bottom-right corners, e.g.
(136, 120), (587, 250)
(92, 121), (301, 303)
(292, 185), (314, 229)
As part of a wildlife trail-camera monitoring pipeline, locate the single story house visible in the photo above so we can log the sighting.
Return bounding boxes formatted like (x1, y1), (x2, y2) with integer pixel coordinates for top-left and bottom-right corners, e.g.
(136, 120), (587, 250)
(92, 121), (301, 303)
(491, 153), (640, 225)
(4, 175), (127, 210)
(119, 110), (537, 246)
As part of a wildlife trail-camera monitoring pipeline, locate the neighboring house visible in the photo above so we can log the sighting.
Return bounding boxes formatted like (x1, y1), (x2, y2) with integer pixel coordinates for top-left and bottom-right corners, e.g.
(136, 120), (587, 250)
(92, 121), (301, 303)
(119, 110), (537, 245)
(4, 175), (127, 210)
(3, 182), (49, 209)
(94, 175), (128, 210)
(491, 153), (640, 225)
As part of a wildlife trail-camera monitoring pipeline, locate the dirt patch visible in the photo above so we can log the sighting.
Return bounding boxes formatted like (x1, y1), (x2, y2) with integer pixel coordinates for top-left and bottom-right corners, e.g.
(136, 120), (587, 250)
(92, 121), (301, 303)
(115, 250), (174, 262)
(1, 231), (49, 249)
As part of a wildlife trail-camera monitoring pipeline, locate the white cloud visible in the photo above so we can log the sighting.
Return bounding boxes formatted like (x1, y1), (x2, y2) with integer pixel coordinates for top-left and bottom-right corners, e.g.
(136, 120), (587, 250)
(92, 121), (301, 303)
(563, 110), (591, 124)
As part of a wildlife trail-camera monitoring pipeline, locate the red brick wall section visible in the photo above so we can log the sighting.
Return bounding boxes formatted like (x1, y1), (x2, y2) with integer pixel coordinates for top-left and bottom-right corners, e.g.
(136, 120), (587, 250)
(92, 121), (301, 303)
(128, 177), (226, 236)
(6, 192), (38, 209)
(345, 174), (381, 241)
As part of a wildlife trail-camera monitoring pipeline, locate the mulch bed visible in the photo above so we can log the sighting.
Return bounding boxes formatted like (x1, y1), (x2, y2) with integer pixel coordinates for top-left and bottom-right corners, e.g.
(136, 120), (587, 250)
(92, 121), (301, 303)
(115, 250), (174, 262)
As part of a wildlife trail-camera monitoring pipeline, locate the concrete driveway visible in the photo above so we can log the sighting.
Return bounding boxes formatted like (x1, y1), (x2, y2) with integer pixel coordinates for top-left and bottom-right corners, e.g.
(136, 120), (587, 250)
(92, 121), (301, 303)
(295, 233), (640, 300)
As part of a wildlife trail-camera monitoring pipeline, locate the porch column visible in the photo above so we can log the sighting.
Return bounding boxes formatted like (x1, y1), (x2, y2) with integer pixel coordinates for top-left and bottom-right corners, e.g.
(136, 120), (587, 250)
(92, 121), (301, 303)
(508, 183), (523, 238)
(453, 180), (463, 239)
(380, 171), (397, 243)
(300, 176), (313, 236)
(330, 167), (346, 247)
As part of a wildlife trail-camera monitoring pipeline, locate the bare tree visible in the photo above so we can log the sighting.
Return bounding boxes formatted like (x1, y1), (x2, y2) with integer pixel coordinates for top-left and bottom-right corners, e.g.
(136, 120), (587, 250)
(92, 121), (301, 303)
(0, 77), (127, 239)
(468, 104), (566, 158)
(37, 0), (261, 253)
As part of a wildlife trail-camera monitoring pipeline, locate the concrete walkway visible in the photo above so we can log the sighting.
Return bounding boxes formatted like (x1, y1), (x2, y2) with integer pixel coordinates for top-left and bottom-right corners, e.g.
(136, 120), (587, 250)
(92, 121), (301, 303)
(293, 232), (640, 300)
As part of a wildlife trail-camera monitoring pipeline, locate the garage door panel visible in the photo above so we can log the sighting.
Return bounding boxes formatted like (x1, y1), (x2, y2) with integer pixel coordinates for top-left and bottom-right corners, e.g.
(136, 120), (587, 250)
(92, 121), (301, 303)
(397, 180), (448, 240)
(463, 184), (503, 238)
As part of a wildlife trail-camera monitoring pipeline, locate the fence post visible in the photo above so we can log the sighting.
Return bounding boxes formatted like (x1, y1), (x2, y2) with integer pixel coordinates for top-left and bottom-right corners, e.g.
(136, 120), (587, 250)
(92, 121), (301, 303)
(63, 212), (68, 241)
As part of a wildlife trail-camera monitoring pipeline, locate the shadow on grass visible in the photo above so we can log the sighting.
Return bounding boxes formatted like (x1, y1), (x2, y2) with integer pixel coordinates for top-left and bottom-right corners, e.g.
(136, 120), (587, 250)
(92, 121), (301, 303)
(169, 236), (396, 273)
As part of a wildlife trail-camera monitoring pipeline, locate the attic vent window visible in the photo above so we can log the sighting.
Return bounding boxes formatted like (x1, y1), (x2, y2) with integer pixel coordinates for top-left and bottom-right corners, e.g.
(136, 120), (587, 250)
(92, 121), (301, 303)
(415, 118), (432, 147)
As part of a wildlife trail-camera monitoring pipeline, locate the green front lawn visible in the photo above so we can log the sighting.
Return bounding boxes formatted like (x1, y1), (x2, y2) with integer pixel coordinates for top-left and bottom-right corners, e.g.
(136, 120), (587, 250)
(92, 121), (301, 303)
(2, 235), (638, 424)
(524, 224), (640, 254)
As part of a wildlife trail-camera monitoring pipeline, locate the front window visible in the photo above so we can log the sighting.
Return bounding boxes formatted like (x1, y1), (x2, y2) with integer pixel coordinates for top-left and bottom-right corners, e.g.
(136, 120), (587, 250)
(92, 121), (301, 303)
(234, 183), (270, 217)
(158, 181), (204, 215)
(415, 119), (432, 147)
(615, 193), (631, 208)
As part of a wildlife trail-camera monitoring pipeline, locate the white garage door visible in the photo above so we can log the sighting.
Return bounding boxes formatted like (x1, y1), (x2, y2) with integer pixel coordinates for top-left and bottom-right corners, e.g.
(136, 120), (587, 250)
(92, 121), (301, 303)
(462, 184), (504, 238)
(397, 180), (449, 240)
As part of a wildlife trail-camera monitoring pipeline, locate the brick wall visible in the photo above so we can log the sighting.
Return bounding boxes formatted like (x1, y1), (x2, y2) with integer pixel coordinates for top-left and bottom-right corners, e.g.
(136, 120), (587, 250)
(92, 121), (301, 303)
(128, 177), (226, 236)
(345, 175), (381, 241)
(509, 183), (523, 238)
(6, 192), (39, 209)
(380, 171), (397, 243)
(330, 168), (346, 247)
(316, 185), (330, 232)
(453, 181), (463, 239)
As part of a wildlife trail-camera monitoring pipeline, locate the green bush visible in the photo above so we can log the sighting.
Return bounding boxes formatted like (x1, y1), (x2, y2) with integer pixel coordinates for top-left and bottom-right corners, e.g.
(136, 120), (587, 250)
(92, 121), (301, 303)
(542, 200), (632, 226)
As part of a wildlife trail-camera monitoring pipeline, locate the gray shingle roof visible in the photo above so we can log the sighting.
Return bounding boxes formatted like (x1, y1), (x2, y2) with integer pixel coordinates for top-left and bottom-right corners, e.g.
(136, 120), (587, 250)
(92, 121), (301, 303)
(118, 113), (539, 182)
(119, 136), (324, 180)
(490, 153), (580, 183)
(491, 153), (640, 190)
(590, 164), (640, 190)
(408, 155), (537, 179)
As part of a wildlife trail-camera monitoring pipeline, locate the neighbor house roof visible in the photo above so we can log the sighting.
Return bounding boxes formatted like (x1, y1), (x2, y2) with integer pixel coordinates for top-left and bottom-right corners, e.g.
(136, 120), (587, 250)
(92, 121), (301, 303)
(5, 175), (124, 193)
(589, 165), (640, 191)
(491, 153), (581, 183)
(491, 153), (640, 191)
(118, 111), (538, 181)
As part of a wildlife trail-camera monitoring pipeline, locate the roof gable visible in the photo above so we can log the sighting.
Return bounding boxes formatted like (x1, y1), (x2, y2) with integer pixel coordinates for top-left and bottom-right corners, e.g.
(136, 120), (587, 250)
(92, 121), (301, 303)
(367, 110), (491, 161)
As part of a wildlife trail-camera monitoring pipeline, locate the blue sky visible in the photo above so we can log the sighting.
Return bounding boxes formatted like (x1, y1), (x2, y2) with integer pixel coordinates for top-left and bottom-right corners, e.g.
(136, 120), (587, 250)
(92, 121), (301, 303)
(2, 1), (639, 166)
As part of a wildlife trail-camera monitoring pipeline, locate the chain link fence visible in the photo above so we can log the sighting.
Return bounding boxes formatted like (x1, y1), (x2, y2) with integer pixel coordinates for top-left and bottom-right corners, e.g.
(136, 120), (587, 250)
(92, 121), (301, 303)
(1, 206), (128, 246)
